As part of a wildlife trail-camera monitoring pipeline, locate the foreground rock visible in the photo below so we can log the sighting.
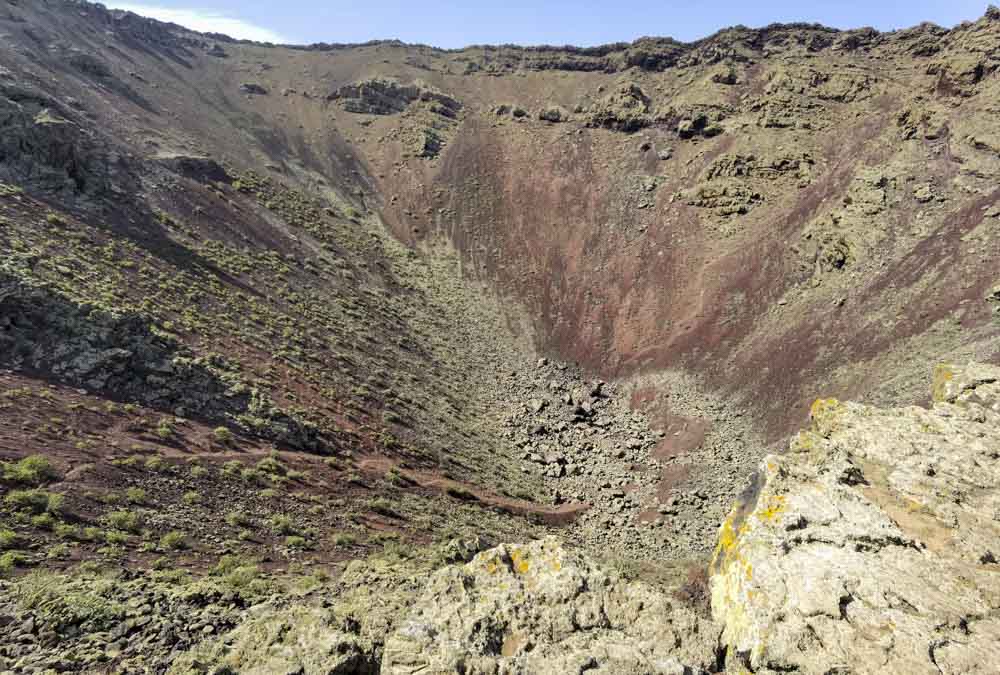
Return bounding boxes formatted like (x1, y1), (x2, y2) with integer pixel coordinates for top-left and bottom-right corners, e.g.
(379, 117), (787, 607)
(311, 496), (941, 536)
(173, 538), (717, 674)
(711, 362), (1000, 673)
(383, 537), (716, 674)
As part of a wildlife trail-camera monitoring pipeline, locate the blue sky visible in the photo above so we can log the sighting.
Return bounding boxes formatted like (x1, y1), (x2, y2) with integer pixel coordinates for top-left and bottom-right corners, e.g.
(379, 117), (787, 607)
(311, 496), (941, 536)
(103, 1), (992, 47)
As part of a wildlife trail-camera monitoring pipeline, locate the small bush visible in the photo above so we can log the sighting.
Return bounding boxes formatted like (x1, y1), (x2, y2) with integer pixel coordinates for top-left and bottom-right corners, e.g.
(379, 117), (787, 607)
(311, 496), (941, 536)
(105, 530), (128, 545)
(212, 556), (259, 589)
(159, 531), (187, 550)
(213, 427), (234, 444)
(0, 551), (28, 574)
(144, 456), (168, 472)
(46, 543), (70, 559)
(222, 460), (244, 477)
(155, 420), (173, 439)
(81, 527), (102, 541)
(285, 535), (307, 549)
(190, 465), (208, 478)
(30, 513), (56, 530)
(225, 511), (250, 528)
(268, 515), (297, 535)
(255, 456), (286, 476)
(1, 455), (59, 486)
(368, 497), (399, 518)
(125, 488), (147, 504)
(104, 510), (141, 533)
(181, 491), (200, 505)
(0, 529), (18, 550)
(54, 523), (78, 540)
(5, 490), (62, 514)
(332, 532), (357, 547)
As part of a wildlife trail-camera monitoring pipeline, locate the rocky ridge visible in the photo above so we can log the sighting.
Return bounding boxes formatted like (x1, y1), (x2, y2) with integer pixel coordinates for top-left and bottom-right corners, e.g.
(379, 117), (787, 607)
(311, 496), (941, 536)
(712, 362), (1000, 673)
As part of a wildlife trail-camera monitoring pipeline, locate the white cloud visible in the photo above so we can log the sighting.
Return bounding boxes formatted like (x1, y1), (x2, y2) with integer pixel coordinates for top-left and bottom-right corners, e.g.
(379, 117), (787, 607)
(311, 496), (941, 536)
(104, 3), (289, 43)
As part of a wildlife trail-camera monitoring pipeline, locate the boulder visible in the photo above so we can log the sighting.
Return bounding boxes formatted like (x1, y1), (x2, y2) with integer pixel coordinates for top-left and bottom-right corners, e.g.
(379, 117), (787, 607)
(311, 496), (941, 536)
(239, 83), (269, 95)
(538, 105), (569, 123)
(711, 363), (1000, 674)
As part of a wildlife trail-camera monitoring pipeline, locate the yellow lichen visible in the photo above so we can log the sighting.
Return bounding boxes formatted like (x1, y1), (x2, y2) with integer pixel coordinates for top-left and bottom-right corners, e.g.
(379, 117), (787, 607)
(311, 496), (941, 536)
(931, 363), (956, 403)
(758, 495), (786, 522)
(510, 549), (530, 575)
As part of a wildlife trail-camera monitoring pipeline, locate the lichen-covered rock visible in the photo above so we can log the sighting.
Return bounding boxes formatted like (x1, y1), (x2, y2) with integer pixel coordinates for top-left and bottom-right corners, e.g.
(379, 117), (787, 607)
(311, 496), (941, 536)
(330, 78), (460, 118)
(584, 82), (653, 132)
(382, 537), (715, 674)
(711, 363), (1000, 674)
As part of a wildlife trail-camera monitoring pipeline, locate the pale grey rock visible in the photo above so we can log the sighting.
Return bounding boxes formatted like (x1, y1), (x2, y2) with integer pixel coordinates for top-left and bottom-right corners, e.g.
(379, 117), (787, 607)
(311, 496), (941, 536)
(711, 362), (1000, 674)
(383, 538), (715, 674)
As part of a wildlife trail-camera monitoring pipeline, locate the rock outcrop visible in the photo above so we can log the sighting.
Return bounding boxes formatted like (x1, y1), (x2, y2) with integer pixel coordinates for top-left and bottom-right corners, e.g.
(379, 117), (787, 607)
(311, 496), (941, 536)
(169, 537), (715, 674)
(383, 537), (715, 674)
(710, 362), (1000, 674)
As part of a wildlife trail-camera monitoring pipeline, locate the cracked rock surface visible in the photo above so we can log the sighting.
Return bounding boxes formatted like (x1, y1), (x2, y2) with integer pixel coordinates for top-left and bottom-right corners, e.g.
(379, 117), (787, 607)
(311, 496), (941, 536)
(383, 537), (717, 675)
(710, 362), (1000, 674)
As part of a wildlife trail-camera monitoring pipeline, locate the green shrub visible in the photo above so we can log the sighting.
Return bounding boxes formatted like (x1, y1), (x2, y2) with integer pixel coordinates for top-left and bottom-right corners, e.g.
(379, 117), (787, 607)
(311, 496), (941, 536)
(255, 456), (286, 476)
(225, 511), (250, 528)
(181, 491), (200, 505)
(0, 551), (28, 574)
(5, 490), (62, 514)
(268, 515), (297, 535)
(105, 530), (128, 545)
(125, 488), (147, 504)
(0, 529), (18, 550)
(144, 456), (168, 472)
(54, 523), (78, 540)
(81, 527), (102, 541)
(332, 532), (357, 547)
(46, 543), (70, 559)
(241, 468), (268, 486)
(213, 427), (234, 444)
(1, 455), (59, 486)
(30, 513), (56, 530)
(285, 535), (307, 549)
(155, 420), (173, 439)
(103, 510), (141, 533)
(222, 460), (244, 476)
(159, 531), (187, 550)
(212, 556), (259, 589)
(190, 465), (208, 478)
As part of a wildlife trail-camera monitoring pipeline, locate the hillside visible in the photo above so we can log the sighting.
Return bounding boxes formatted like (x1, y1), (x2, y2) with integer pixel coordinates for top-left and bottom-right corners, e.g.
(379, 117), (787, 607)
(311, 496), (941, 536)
(0, 1), (999, 672)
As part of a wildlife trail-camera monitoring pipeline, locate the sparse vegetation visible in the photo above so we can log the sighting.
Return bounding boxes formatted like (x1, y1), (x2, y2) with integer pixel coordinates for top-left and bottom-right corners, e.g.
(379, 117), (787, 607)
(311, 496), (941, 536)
(268, 515), (298, 535)
(1, 455), (60, 486)
(0, 529), (18, 550)
(0, 551), (28, 574)
(5, 489), (63, 515)
(159, 531), (188, 550)
(104, 510), (142, 533)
